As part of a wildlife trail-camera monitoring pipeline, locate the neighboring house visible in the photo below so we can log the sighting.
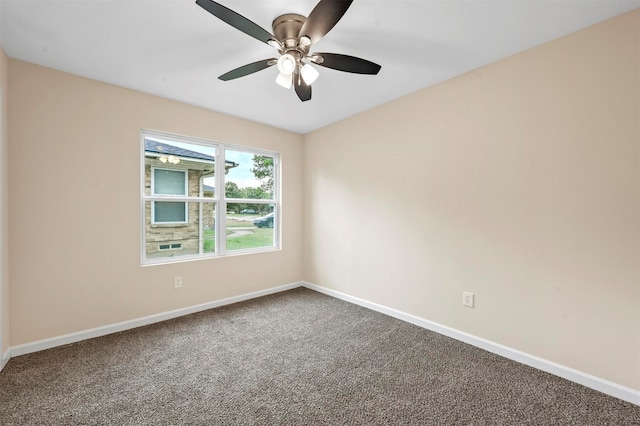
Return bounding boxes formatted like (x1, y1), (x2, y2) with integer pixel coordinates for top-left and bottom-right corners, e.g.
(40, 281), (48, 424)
(144, 140), (238, 257)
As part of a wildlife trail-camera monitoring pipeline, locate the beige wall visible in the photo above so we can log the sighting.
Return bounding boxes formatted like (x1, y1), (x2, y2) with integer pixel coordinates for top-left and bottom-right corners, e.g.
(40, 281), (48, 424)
(304, 10), (639, 390)
(8, 59), (304, 346)
(0, 48), (9, 358)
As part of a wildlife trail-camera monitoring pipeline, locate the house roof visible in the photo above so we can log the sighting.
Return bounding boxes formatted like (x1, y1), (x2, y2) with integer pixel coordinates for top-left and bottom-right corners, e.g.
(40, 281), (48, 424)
(145, 139), (238, 168)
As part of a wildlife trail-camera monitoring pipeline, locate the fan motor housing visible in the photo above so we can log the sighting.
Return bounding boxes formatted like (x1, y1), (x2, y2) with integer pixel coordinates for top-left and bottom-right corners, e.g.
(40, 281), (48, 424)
(272, 14), (306, 47)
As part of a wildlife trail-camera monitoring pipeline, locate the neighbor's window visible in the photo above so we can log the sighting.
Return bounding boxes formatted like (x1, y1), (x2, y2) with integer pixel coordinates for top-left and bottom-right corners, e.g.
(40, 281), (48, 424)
(152, 168), (187, 224)
(141, 130), (279, 264)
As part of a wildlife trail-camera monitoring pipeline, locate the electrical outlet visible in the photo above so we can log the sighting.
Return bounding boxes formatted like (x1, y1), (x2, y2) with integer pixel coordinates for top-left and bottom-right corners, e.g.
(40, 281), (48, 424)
(462, 292), (474, 308)
(174, 276), (183, 289)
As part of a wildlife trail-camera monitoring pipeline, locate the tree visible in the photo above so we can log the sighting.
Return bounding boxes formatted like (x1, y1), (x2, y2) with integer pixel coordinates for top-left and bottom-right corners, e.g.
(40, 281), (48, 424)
(225, 182), (271, 213)
(225, 181), (242, 198)
(251, 155), (274, 194)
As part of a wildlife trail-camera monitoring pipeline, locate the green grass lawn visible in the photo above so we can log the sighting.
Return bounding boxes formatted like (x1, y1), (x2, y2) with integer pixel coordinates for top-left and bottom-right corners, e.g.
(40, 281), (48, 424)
(226, 216), (258, 228)
(203, 227), (273, 252)
(203, 230), (215, 253)
(227, 228), (273, 251)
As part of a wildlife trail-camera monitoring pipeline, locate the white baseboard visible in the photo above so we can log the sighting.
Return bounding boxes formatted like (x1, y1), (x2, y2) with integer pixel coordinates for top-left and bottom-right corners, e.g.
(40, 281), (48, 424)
(5, 280), (639, 406)
(9, 281), (302, 358)
(302, 281), (640, 406)
(1, 347), (9, 372)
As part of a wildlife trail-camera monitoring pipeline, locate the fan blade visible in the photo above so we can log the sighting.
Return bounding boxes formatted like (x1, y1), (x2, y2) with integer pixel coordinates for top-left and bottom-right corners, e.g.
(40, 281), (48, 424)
(313, 53), (381, 75)
(294, 69), (312, 102)
(298, 0), (353, 45)
(218, 59), (277, 81)
(196, 0), (276, 46)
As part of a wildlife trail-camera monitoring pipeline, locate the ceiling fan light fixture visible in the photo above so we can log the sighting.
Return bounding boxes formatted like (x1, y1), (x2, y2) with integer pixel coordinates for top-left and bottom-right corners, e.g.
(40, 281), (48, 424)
(300, 63), (319, 85)
(276, 72), (293, 89)
(197, 0), (382, 102)
(299, 36), (312, 49)
(277, 54), (297, 75)
(267, 39), (282, 50)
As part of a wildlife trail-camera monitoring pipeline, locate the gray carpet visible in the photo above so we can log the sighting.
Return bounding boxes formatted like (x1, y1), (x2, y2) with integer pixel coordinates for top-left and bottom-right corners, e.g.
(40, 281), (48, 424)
(0, 287), (638, 425)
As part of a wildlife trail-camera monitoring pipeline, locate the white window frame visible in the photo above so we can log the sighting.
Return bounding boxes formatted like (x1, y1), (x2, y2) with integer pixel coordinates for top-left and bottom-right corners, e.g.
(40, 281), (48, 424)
(140, 129), (280, 266)
(150, 167), (188, 225)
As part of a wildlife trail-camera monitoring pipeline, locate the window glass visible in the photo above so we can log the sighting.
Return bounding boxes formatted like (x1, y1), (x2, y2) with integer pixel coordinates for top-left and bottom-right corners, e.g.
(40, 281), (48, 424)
(225, 150), (275, 200)
(154, 169), (186, 195)
(154, 201), (186, 223)
(226, 203), (275, 251)
(144, 201), (215, 260)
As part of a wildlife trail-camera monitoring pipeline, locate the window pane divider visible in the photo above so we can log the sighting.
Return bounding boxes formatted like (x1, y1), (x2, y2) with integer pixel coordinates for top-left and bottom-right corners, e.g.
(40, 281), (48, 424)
(144, 196), (218, 202)
(217, 146), (226, 254)
(224, 198), (274, 204)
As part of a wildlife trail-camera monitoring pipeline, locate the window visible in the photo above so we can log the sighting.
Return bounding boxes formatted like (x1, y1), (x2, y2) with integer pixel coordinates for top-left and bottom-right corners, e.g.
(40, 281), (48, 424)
(141, 130), (279, 264)
(152, 168), (187, 224)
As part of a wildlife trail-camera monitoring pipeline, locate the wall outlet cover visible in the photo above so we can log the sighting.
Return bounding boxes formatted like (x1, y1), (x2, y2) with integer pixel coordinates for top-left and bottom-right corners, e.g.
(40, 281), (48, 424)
(463, 292), (474, 308)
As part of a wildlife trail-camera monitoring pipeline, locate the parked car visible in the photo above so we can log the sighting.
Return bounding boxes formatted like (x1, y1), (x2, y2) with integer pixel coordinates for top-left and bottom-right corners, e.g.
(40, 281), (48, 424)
(253, 213), (274, 228)
(240, 209), (256, 214)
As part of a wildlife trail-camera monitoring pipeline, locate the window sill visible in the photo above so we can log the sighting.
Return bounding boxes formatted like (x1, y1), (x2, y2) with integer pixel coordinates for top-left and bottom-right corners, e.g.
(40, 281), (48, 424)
(151, 223), (189, 228)
(141, 246), (281, 267)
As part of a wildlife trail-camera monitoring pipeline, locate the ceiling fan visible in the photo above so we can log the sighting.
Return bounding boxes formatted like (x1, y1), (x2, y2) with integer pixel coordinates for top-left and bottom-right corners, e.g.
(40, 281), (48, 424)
(195, 0), (382, 102)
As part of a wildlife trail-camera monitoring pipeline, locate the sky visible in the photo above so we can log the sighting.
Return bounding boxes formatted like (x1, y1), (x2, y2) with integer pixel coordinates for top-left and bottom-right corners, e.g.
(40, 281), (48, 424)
(148, 137), (266, 189)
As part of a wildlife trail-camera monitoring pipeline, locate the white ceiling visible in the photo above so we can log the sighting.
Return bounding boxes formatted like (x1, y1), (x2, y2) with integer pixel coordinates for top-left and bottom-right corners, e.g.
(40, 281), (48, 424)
(1, 0), (638, 134)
